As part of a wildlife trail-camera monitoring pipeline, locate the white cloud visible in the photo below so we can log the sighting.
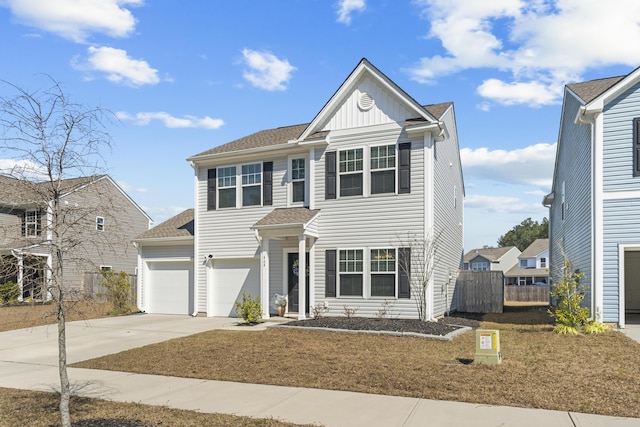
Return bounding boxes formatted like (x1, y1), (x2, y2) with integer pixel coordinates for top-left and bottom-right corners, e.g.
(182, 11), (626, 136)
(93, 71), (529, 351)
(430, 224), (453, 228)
(409, 0), (640, 105)
(460, 143), (556, 189)
(336, 0), (366, 25)
(116, 111), (224, 130)
(116, 180), (148, 193)
(465, 194), (547, 215)
(72, 46), (160, 87)
(0, 158), (47, 180)
(241, 49), (296, 91)
(1, 0), (142, 43)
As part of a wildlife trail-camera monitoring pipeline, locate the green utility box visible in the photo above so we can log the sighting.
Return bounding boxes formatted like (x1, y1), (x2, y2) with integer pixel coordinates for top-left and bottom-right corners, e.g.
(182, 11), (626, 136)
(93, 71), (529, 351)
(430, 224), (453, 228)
(474, 329), (502, 365)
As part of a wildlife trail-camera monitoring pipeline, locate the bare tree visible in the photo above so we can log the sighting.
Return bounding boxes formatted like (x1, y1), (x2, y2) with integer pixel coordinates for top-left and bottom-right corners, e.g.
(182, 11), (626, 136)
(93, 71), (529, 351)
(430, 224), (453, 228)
(0, 77), (114, 427)
(396, 231), (439, 322)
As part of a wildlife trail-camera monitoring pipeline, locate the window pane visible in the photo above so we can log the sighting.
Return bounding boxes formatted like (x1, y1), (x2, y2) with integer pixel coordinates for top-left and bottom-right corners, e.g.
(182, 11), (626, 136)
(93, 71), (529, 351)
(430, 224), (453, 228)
(242, 163), (261, 185)
(371, 249), (395, 272)
(371, 170), (395, 194)
(371, 145), (395, 170)
(218, 167), (236, 188)
(293, 181), (305, 202)
(339, 149), (363, 173)
(242, 186), (261, 206)
(219, 188), (236, 208)
(371, 275), (395, 297)
(292, 158), (305, 180)
(340, 274), (363, 296)
(340, 173), (363, 196)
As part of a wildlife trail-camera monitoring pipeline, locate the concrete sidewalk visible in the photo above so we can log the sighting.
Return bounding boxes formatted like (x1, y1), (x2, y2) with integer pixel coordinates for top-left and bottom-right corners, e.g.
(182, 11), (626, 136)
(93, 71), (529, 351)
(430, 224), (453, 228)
(1, 314), (639, 427)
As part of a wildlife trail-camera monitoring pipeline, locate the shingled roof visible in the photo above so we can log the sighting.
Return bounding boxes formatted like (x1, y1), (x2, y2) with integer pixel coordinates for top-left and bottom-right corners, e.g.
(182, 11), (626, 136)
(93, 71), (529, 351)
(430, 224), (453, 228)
(252, 207), (320, 228)
(519, 238), (548, 258)
(0, 174), (102, 206)
(463, 246), (518, 264)
(134, 209), (194, 240)
(567, 76), (625, 104)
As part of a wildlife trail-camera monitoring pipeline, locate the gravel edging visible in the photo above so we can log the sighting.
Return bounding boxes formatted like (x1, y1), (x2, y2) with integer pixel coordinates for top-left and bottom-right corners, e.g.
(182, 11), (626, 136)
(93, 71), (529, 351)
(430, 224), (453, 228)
(274, 323), (471, 340)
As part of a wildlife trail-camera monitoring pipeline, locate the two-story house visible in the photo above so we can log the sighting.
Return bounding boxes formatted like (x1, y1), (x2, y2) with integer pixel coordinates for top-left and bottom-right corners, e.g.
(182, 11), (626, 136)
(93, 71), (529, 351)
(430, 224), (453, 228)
(462, 246), (520, 272)
(543, 68), (640, 327)
(136, 59), (464, 320)
(504, 239), (549, 285)
(0, 174), (151, 300)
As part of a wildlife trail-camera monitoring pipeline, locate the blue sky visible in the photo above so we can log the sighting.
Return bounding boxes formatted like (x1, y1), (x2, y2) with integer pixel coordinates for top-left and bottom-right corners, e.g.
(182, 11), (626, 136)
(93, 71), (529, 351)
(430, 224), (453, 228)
(1, 0), (640, 251)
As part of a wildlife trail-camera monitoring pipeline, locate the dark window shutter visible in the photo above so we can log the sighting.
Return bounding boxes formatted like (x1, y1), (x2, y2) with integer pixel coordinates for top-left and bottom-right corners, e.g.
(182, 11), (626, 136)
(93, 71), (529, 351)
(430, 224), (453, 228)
(207, 169), (216, 211)
(634, 118), (640, 177)
(263, 161), (273, 206)
(398, 142), (411, 194)
(325, 151), (337, 199)
(398, 247), (411, 299)
(325, 249), (337, 297)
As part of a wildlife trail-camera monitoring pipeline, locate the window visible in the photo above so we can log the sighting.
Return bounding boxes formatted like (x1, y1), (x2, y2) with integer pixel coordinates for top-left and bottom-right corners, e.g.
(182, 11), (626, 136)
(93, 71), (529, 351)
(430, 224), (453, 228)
(339, 149), (363, 196)
(100, 266), (112, 272)
(370, 145), (395, 194)
(520, 259), (528, 268)
(96, 216), (104, 231)
(540, 257), (547, 268)
(22, 209), (40, 237)
(471, 261), (488, 271)
(371, 249), (396, 296)
(291, 158), (306, 203)
(634, 117), (640, 177)
(339, 249), (363, 296)
(242, 163), (262, 206)
(561, 181), (566, 220)
(218, 166), (236, 208)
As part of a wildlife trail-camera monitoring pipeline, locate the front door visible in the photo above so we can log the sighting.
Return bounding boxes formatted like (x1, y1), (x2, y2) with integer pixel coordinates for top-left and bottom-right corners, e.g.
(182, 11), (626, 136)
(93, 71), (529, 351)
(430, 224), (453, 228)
(625, 250), (640, 313)
(288, 252), (309, 314)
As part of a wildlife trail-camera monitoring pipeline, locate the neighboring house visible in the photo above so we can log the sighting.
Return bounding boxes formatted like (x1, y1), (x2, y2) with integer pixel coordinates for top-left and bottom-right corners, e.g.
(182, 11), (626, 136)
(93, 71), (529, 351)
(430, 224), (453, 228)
(462, 246), (521, 272)
(0, 174), (151, 299)
(133, 209), (194, 315)
(543, 69), (640, 327)
(504, 239), (549, 285)
(169, 58), (464, 320)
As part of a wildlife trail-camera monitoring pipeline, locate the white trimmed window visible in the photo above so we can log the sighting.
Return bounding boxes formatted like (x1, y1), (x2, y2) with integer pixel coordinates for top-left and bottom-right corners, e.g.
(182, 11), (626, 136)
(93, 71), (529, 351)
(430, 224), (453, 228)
(96, 216), (105, 231)
(520, 260), (528, 268)
(371, 248), (396, 297)
(217, 166), (236, 208)
(100, 266), (112, 272)
(23, 209), (40, 237)
(339, 148), (363, 197)
(471, 261), (488, 271)
(291, 158), (306, 203)
(241, 163), (262, 206)
(339, 249), (363, 296)
(540, 257), (547, 268)
(370, 145), (395, 194)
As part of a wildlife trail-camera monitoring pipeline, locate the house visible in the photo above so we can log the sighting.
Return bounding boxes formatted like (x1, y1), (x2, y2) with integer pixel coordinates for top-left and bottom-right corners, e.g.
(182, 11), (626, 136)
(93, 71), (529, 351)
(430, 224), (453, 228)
(0, 174), (151, 300)
(133, 209), (194, 315)
(543, 68), (640, 327)
(145, 58), (464, 320)
(504, 239), (549, 285)
(462, 246), (520, 272)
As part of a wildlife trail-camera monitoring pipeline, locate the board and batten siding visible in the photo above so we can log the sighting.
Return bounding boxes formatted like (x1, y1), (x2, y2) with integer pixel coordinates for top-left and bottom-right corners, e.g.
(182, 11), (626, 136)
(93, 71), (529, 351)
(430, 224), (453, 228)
(311, 126), (429, 319)
(602, 198), (640, 322)
(432, 105), (464, 317)
(549, 92), (593, 307)
(602, 80), (640, 192)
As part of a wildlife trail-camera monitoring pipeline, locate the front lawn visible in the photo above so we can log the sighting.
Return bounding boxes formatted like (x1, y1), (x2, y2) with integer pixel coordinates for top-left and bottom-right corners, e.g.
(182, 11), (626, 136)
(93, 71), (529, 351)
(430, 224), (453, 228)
(73, 309), (640, 419)
(0, 300), (117, 332)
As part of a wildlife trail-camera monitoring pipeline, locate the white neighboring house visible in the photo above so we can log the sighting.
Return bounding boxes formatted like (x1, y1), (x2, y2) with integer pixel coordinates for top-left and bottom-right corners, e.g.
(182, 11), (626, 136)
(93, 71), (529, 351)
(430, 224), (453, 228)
(133, 209), (194, 315)
(504, 239), (549, 286)
(141, 59), (465, 319)
(462, 247), (521, 272)
(543, 68), (640, 327)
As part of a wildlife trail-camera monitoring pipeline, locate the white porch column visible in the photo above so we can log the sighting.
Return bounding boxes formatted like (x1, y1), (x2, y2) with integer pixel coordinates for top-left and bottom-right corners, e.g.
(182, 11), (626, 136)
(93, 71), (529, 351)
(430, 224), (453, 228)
(298, 234), (306, 320)
(261, 237), (270, 319)
(308, 236), (315, 312)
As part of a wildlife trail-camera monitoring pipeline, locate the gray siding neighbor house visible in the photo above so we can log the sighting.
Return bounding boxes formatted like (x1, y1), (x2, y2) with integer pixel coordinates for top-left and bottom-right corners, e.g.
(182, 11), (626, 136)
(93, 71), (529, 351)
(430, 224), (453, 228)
(0, 174), (151, 300)
(504, 239), (549, 286)
(181, 59), (465, 320)
(462, 246), (520, 272)
(544, 68), (640, 327)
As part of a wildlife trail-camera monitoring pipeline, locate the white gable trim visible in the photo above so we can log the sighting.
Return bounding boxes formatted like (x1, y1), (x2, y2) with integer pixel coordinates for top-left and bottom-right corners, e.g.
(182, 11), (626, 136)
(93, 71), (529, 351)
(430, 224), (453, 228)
(584, 67), (640, 112)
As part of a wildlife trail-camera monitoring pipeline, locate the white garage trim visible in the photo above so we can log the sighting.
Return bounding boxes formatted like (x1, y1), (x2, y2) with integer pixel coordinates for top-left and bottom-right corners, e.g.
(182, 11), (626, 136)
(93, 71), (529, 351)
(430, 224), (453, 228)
(145, 259), (194, 315)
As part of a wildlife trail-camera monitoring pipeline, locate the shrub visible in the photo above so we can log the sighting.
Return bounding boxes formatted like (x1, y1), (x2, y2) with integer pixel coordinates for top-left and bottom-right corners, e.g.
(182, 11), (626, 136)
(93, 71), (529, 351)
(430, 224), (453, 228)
(0, 281), (19, 304)
(235, 292), (263, 324)
(101, 270), (132, 315)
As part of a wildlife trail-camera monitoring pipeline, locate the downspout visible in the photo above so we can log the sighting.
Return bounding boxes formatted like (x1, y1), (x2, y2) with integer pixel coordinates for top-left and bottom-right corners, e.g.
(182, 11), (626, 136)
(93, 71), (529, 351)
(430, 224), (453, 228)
(189, 160), (199, 317)
(132, 242), (144, 313)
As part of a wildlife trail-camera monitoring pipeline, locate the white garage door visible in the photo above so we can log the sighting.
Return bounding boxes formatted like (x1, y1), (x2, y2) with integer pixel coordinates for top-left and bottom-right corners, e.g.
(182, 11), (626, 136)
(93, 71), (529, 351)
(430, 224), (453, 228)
(147, 261), (193, 315)
(212, 258), (260, 317)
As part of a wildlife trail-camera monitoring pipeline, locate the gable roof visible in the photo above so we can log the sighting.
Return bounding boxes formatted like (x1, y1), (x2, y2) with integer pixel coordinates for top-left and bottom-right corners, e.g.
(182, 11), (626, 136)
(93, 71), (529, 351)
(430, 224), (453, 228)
(0, 174), (100, 206)
(519, 238), (549, 258)
(252, 207), (320, 228)
(567, 76), (625, 104)
(463, 246), (518, 264)
(134, 209), (194, 241)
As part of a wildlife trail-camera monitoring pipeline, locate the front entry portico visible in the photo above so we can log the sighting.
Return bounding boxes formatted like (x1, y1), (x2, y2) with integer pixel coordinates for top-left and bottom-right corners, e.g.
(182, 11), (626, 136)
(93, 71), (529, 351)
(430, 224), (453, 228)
(251, 208), (320, 320)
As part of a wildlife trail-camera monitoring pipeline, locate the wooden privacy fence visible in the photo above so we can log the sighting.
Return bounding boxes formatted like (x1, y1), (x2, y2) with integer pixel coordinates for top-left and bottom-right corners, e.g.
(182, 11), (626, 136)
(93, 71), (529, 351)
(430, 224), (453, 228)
(504, 285), (550, 303)
(456, 270), (504, 313)
(82, 272), (137, 305)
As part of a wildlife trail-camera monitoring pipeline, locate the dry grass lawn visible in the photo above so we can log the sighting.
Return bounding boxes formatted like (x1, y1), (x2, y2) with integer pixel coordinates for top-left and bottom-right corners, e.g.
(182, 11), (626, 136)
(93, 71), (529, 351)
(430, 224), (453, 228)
(74, 309), (640, 419)
(0, 387), (309, 427)
(0, 300), (115, 332)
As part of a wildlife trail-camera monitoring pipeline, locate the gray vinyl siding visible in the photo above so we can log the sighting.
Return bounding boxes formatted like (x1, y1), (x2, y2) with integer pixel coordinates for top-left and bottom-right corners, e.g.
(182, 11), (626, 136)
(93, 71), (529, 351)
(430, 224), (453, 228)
(432, 106), (464, 317)
(602, 198), (640, 322)
(602, 80), (640, 192)
(0, 208), (22, 245)
(548, 92), (593, 307)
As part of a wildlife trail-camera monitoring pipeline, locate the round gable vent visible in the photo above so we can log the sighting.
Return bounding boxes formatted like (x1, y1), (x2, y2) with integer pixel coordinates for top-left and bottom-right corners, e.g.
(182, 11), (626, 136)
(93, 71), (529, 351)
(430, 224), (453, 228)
(358, 92), (375, 111)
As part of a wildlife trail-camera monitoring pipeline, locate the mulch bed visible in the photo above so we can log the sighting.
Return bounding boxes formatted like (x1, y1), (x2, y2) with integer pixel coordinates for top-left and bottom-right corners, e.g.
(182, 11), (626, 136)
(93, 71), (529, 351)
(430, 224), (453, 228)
(282, 313), (482, 337)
